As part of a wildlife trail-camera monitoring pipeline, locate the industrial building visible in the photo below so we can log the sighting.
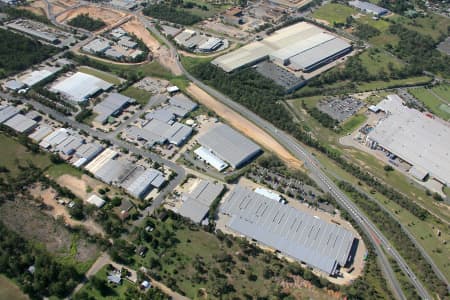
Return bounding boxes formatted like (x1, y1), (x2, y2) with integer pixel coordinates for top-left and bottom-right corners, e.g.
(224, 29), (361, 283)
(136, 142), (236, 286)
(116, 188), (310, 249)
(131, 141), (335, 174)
(72, 143), (104, 167)
(212, 22), (352, 73)
(194, 146), (229, 172)
(0, 105), (19, 123)
(121, 167), (165, 199)
(93, 93), (134, 124)
(6, 18), (59, 43)
(51, 72), (113, 103)
(220, 186), (358, 275)
(85, 149), (118, 174)
(3, 114), (37, 134)
(142, 119), (193, 146)
(82, 38), (111, 53)
(197, 123), (262, 169)
(367, 95), (450, 185)
(29, 125), (54, 142)
(178, 180), (224, 223)
(174, 29), (227, 53)
(19, 67), (61, 87)
(349, 0), (389, 16)
(4, 80), (26, 91)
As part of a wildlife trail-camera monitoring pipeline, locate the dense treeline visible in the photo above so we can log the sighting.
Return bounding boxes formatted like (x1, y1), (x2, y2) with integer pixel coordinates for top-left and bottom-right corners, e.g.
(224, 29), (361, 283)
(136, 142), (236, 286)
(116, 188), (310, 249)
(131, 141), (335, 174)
(379, 0), (413, 14)
(0, 29), (58, 78)
(143, 4), (202, 25)
(338, 181), (448, 298)
(0, 224), (82, 298)
(0, 6), (52, 25)
(301, 100), (338, 129)
(388, 24), (450, 77)
(68, 13), (106, 31)
(188, 62), (429, 221)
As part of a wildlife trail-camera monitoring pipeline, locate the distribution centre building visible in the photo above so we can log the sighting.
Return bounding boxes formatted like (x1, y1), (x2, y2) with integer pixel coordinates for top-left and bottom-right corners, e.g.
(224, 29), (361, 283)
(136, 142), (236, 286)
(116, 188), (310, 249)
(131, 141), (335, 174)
(212, 22), (352, 73)
(220, 186), (358, 275)
(197, 123), (262, 169)
(367, 95), (450, 186)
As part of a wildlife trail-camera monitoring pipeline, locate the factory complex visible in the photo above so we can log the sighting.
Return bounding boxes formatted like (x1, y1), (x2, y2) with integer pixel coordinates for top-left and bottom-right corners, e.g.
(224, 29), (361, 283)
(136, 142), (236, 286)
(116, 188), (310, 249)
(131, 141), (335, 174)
(196, 123), (262, 170)
(173, 29), (228, 53)
(93, 93), (135, 124)
(367, 95), (450, 185)
(349, 0), (389, 16)
(212, 22), (352, 73)
(220, 186), (358, 276)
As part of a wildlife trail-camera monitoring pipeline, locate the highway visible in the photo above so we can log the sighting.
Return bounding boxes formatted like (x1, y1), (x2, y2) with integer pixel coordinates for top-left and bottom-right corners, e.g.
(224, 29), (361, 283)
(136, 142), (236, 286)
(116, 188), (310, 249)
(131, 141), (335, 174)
(140, 22), (433, 300)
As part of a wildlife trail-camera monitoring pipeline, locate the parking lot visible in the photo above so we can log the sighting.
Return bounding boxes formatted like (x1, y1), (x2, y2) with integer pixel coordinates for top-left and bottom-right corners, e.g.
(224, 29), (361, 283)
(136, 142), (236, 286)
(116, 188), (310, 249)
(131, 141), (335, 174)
(317, 96), (365, 122)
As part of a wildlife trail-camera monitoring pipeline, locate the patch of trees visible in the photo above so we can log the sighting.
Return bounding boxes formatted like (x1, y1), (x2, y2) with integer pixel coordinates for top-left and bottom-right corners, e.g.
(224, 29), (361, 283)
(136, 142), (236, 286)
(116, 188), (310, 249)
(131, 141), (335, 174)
(379, 0), (413, 14)
(143, 4), (202, 25)
(338, 181), (448, 298)
(388, 24), (450, 77)
(68, 14), (106, 31)
(354, 23), (380, 40)
(0, 6), (52, 25)
(0, 223), (82, 298)
(75, 108), (93, 123)
(0, 29), (58, 78)
(188, 62), (429, 221)
(301, 100), (338, 130)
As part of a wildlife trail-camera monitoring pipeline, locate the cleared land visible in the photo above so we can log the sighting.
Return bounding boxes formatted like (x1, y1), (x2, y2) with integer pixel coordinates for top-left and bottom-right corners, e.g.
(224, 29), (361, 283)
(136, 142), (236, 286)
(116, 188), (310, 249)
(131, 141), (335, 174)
(121, 86), (152, 105)
(0, 275), (28, 300)
(56, 5), (126, 26)
(78, 66), (123, 85)
(312, 3), (358, 25)
(186, 83), (303, 169)
(122, 17), (160, 52)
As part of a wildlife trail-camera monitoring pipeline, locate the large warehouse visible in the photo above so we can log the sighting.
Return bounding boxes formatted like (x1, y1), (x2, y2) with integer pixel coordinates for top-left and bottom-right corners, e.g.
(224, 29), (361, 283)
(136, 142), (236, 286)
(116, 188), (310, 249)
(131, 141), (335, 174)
(197, 123), (262, 169)
(212, 22), (352, 73)
(367, 95), (450, 185)
(51, 72), (113, 103)
(220, 186), (358, 275)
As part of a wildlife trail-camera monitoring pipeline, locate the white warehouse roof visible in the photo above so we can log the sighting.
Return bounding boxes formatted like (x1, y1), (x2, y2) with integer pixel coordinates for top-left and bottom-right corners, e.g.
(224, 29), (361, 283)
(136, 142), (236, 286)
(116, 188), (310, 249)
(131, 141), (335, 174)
(51, 72), (113, 103)
(368, 95), (450, 185)
(194, 146), (229, 171)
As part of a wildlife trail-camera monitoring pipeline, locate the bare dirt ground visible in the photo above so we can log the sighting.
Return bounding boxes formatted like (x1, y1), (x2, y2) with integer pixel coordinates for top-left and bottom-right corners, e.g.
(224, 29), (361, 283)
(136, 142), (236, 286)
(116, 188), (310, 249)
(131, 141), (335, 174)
(20, 0), (47, 16)
(0, 198), (98, 262)
(122, 17), (160, 52)
(56, 5), (126, 25)
(29, 184), (105, 236)
(157, 45), (183, 76)
(51, 0), (79, 9)
(186, 83), (304, 169)
(57, 174), (104, 200)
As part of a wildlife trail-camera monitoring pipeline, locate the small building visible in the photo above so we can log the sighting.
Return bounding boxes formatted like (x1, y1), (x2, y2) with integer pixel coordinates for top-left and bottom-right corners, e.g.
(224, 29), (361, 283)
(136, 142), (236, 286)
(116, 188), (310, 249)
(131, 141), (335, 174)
(87, 194), (106, 208)
(368, 105), (381, 113)
(82, 38), (111, 54)
(167, 86), (179, 94)
(19, 68), (61, 87)
(349, 0), (389, 16)
(194, 146), (228, 172)
(140, 280), (151, 289)
(4, 79), (25, 91)
(254, 187), (282, 202)
(198, 38), (223, 52)
(118, 36), (137, 49)
(107, 274), (122, 284)
(73, 142), (104, 165)
(29, 125), (54, 142)
(409, 166), (429, 182)
(93, 93), (133, 124)
(55, 135), (84, 156)
(105, 48), (125, 60)
(169, 93), (198, 113)
(3, 114), (37, 134)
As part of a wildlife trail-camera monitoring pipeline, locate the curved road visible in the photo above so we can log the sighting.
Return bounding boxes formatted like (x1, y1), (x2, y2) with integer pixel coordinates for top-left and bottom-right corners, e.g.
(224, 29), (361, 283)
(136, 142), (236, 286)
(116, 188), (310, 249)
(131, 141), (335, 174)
(142, 22), (432, 300)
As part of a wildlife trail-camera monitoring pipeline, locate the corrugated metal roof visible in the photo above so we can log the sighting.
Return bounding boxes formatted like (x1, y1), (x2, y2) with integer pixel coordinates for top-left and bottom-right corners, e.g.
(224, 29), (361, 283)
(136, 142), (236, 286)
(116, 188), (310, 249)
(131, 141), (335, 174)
(94, 93), (131, 123)
(3, 114), (37, 133)
(198, 123), (261, 168)
(0, 106), (19, 123)
(29, 125), (53, 142)
(220, 186), (356, 275)
(194, 146), (228, 171)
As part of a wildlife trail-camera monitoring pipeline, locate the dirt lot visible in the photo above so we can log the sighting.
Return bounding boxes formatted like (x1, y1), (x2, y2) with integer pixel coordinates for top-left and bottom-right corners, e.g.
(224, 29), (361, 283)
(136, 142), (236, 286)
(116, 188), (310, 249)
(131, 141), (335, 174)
(20, 1), (47, 16)
(56, 5), (126, 25)
(157, 45), (183, 76)
(29, 184), (105, 236)
(122, 17), (160, 52)
(0, 199), (98, 262)
(57, 174), (105, 200)
(186, 83), (303, 169)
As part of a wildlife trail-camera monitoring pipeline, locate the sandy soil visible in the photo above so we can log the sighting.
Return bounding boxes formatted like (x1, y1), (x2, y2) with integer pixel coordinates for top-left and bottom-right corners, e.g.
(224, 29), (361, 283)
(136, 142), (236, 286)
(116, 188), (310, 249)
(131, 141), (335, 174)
(57, 5), (126, 26)
(186, 83), (303, 169)
(157, 45), (183, 76)
(122, 17), (160, 52)
(51, 0), (79, 9)
(57, 174), (105, 200)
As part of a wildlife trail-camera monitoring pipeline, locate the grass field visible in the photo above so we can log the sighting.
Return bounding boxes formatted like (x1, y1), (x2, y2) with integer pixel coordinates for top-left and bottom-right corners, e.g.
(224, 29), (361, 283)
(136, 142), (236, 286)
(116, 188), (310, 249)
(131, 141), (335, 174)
(357, 15), (391, 32)
(356, 76), (432, 91)
(358, 48), (403, 76)
(388, 13), (450, 41)
(121, 86), (152, 106)
(312, 3), (357, 24)
(339, 114), (367, 134)
(0, 134), (51, 175)
(0, 275), (28, 300)
(409, 84), (450, 121)
(78, 66), (122, 85)
(46, 163), (83, 179)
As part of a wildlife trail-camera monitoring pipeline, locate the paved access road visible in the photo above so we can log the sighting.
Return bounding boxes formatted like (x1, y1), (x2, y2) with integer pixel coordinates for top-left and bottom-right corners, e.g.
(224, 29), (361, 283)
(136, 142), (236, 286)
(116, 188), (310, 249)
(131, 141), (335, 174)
(137, 25), (432, 300)
(1, 92), (185, 222)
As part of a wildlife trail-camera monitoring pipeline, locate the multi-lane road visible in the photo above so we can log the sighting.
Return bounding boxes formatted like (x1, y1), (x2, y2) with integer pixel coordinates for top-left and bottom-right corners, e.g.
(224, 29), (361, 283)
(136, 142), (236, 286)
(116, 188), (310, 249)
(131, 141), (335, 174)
(142, 25), (433, 300)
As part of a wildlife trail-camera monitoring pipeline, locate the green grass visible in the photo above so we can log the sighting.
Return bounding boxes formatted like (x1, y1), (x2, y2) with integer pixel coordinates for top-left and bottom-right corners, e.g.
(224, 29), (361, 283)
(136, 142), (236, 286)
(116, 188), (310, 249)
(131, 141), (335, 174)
(46, 163), (83, 179)
(78, 66), (122, 85)
(75, 266), (133, 299)
(356, 76), (432, 91)
(0, 275), (28, 300)
(358, 48), (403, 76)
(388, 13), (450, 41)
(312, 3), (358, 24)
(369, 32), (400, 47)
(121, 86), (152, 106)
(409, 85), (450, 121)
(357, 15), (391, 32)
(0, 134), (51, 175)
(182, 0), (230, 18)
(180, 55), (214, 71)
(340, 114), (367, 134)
